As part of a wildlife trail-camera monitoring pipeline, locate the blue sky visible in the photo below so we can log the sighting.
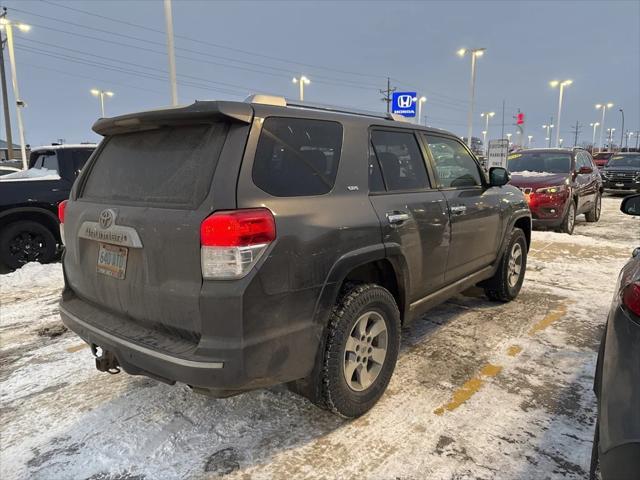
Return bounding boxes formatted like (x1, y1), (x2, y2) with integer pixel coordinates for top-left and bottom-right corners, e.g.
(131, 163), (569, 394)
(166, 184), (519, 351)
(2, 0), (639, 148)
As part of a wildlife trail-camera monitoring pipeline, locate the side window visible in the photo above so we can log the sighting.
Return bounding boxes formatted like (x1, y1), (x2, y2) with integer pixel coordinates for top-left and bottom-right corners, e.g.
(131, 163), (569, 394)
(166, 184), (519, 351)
(423, 135), (482, 188)
(32, 151), (59, 173)
(370, 130), (429, 191)
(368, 143), (385, 193)
(576, 152), (588, 170)
(252, 117), (343, 197)
(71, 149), (94, 176)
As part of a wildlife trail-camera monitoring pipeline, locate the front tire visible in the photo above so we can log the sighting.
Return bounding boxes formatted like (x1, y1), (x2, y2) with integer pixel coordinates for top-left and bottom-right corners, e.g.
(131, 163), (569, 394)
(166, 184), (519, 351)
(559, 200), (576, 234)
(585, 193), (602, 223)
(0, 221), (58, 270)
(483, 228), (527, 302)
(316, 283), (401, 418)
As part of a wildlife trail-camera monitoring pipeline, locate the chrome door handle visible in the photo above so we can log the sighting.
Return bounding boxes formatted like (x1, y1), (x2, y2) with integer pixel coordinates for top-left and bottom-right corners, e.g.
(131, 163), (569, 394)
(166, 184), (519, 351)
(387, 212), (410, 224)
(450, 205), (467, 215)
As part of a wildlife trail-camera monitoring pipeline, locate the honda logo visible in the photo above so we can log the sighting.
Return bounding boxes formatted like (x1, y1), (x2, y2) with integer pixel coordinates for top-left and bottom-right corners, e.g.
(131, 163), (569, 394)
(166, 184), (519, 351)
(397, 95), (414, 108)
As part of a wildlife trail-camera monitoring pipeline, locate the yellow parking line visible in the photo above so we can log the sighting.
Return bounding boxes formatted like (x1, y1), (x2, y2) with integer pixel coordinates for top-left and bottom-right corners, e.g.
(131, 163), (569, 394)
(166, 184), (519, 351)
(506, 345), (522, 357)
(528, 303), (567, 335)
(433, 364), (502, 416)
(66, 343), (89, 353)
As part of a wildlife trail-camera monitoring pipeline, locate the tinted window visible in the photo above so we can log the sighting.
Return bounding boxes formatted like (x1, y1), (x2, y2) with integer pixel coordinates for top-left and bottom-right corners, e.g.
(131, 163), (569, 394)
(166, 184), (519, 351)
(371, 130), (428, 191)
(423, 135), (482, 188)
(252, 117), (342, 197)
(71, 148), (94, 175)
(368, 145), (385, 193)
(607, 154), (640, 168)
(82, 124), (228, 207)
(507, 152), (572, 174)
(31, 151), (59, 173)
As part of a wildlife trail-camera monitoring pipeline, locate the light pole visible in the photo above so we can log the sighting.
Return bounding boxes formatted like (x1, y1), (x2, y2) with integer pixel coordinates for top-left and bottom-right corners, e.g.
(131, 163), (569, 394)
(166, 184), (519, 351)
(606, 128), (615, 151)
(163, 0), (178, 106)
(481, 130), (487, 152)
(480, 111), (495, 151)
(625, 131), (634, 149)
(527, 135), (533, 148)
(90, 89), (114, 118)
(292, 75), (310, 101)
(619, 108), (625, 150)
(458, 47), (486, 147)
(559, 138), (564, 147)
(590, 122), (600, 150)
(506, 133), (512, 147)
(595, 103), (614, 151)
(549, 79), (572, 147)
(417, 96), (427, 125)
(543, 123), (554, 147)
(636, 130), (640, 150)
(0, 17), (30, 169)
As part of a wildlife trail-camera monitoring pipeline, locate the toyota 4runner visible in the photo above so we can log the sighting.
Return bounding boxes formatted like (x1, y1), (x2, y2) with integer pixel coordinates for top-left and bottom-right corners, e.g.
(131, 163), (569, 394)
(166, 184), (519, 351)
(59, 96), (531, 417)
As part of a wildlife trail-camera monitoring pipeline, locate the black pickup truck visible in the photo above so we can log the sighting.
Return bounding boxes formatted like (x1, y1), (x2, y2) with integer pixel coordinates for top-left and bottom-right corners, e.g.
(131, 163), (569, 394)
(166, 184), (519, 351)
(0, 144), (95, 269)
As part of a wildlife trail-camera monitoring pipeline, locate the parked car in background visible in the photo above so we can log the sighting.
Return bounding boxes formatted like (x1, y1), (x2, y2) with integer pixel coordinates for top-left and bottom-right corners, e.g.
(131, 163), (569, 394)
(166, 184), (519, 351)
(58, 96), (531, 418)
(507, 148), (603, 234)
(0, 160), (22, 176)
(0, 144), (96, 269)
(591, 194), (640, 480)
(593, 152), (615, 168)
(601, 153), (640, 194)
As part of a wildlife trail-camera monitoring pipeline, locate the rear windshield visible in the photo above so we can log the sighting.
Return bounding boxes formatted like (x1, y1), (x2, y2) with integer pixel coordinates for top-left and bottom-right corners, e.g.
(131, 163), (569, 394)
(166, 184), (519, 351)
(593, 153), (613, 160)
(81, 124), (228, 207)
(607, 155), (640, 168)
(507, 152), (572, 174)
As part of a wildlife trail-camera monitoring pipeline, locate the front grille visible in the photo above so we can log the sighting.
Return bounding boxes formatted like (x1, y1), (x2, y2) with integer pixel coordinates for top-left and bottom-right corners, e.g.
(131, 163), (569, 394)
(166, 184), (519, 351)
(604, 170), (636, 181)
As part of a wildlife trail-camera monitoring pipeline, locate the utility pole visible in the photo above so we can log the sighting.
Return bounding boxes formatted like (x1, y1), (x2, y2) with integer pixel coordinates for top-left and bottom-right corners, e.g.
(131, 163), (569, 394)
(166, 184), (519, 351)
(163, 0), (178, 106)
(0, 9), (13, 161)
(379, 77), (396, 114)
(570, 121), (583, 147)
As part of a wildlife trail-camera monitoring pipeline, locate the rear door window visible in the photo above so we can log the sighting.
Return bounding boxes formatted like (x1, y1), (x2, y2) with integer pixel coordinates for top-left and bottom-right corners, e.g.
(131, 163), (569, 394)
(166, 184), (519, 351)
(81, 123), (228, 208)
(252, 117), (343, 197)
(370, 129), (429, 191)
(71, 148), (94, 176)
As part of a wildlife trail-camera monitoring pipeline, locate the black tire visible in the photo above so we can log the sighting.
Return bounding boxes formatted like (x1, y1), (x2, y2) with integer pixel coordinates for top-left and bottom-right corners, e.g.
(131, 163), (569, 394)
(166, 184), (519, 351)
(585, 193), (602, 223)
(313, 283), (401, 418)
(0, 220), (58, 270)
(483, 228), (527, 302)
(590, 417), (601, 480)
(559, 200), (576, 234)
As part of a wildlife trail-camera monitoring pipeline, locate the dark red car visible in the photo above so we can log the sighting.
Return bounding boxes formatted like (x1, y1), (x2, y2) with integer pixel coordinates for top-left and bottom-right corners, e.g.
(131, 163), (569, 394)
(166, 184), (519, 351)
(507, 148), (603, 234)
(593, 152), (615, 168)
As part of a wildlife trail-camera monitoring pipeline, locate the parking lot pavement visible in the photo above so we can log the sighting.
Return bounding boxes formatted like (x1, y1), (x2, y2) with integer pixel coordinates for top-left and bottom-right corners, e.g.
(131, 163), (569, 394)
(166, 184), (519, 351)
(0, 195), (638, 480)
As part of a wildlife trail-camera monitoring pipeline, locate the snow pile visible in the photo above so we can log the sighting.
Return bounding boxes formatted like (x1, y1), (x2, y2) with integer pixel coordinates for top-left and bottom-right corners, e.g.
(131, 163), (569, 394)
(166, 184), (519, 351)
(0, 168), (61, 181)
(0, 262), (63, 293)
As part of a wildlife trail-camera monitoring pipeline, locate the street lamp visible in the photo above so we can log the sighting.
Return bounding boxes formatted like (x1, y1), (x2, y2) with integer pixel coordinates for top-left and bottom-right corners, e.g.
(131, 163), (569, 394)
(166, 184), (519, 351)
(549, 79), (572, 147)
(0, 17), (30, 170)
(481, 130), (487, 151)
(595, 102), (614, 150)
(625, 131), (634, 149)
(292, 75), (310, 101)
(417, 96), (427, 125)
(543, 124), (554, 147)
(589, 122), (600, 150)
(458, 47), (486, 147)
(90, 89), (114, 118)
(527, 135), (533, 148)
(559, 138), (564, 147)
(619, 108), (625, 150)
(480, 111), (495, 153)
(506, 133), (512, 147)
(606, 128), (616, 151)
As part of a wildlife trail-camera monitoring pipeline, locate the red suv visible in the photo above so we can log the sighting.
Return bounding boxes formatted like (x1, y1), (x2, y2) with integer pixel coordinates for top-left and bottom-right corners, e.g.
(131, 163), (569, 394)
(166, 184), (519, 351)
(507, 148), (603, 234)
(593, 152), (615, 168)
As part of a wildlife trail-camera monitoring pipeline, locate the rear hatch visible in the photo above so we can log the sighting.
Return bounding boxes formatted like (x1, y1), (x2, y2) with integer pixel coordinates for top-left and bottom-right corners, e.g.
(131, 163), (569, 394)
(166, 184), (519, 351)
(63, 102), (252, 343)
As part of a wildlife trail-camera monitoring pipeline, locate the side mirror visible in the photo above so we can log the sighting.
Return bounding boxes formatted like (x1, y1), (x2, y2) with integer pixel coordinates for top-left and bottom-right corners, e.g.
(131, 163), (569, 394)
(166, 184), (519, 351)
(621, 194), (640, 216)
(578, 166), (593, 174)
(489, 167), (510, 187)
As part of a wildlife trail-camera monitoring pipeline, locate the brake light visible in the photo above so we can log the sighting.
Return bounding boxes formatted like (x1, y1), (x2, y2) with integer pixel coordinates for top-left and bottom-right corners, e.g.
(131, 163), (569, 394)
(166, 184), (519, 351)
(200, 208), (276, 279)
(58, 200), (68, 245)
(58, 200), (68, 223)
(622, 282), (640, 318)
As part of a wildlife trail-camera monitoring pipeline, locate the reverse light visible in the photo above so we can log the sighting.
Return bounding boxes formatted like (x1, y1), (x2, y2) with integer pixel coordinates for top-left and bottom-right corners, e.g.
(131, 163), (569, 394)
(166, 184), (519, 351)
(622, 282), (640, 318)
(200, 208), (276, 280)
(58, 200), (68, 244)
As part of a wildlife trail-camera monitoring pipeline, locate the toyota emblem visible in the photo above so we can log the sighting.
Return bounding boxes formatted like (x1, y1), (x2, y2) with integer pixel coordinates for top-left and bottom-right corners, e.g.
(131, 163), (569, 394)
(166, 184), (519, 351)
(99, 209), (116, 229)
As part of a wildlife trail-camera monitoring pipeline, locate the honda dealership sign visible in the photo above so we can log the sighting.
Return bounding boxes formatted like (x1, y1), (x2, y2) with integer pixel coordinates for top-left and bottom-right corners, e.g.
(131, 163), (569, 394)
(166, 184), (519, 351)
(392, 92), (417, 117)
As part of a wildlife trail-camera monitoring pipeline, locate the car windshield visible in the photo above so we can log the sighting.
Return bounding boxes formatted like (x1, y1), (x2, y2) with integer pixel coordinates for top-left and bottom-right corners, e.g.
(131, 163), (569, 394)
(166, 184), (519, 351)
(507, 152), (572, 174)
(593, 153), (612, 160)
(606, 155), (640, 168)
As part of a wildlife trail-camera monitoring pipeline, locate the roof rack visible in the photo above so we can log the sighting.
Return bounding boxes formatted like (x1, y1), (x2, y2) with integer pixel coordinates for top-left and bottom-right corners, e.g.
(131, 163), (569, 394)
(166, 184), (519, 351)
(243, 94), (409, 123)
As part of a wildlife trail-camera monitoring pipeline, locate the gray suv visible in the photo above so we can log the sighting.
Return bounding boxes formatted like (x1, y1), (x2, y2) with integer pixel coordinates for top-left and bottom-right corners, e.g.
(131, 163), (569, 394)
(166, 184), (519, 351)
(59, 95), (531, 417)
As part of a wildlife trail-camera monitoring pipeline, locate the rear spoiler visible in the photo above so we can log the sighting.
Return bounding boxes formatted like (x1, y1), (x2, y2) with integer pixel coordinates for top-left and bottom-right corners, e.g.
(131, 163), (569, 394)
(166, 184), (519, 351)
(92, 101), (254, 136)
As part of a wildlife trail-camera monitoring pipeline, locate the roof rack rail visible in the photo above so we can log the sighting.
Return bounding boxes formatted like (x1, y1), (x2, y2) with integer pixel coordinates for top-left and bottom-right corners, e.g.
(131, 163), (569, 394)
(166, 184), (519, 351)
(243, 94), (408, 123)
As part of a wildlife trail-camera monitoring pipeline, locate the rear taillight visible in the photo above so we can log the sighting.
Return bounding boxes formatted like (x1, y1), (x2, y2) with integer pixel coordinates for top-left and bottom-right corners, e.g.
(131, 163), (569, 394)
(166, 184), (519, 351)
(200, 208), (276, 279)
(622, 282), (640, 318)
(58, 200), (68, 245)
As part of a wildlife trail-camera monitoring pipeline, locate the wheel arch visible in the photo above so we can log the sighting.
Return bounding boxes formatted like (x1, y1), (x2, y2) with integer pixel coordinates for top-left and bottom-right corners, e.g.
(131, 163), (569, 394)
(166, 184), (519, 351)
(0, 207), (61, 242)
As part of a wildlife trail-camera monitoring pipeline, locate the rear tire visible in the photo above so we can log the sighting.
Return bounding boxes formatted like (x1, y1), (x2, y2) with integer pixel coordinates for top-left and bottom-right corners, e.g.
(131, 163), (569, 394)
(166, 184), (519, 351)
(0, 221), (58, 270)
(585, 193), (602, 223)
(312, 283), (401, 418)
(559, 200), (576, 234)
(483, 228), (527, 302)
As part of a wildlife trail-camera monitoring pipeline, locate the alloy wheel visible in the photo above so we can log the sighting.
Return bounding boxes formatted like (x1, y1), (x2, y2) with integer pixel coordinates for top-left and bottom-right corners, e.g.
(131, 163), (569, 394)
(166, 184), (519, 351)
(343, 311), (388, 392)
(507, 242), (523, 288)
(8, 231), (46, 264)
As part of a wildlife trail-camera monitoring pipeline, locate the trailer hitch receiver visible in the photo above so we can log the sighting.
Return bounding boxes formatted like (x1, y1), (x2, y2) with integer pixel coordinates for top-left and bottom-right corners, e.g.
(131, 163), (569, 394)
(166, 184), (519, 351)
(91, 344), (121, 374)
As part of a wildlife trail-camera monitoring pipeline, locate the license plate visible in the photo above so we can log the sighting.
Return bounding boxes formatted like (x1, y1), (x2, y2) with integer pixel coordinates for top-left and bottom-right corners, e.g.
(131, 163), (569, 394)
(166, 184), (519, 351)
(97, 243), (128, 279)
(615, 183), (625, 187)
